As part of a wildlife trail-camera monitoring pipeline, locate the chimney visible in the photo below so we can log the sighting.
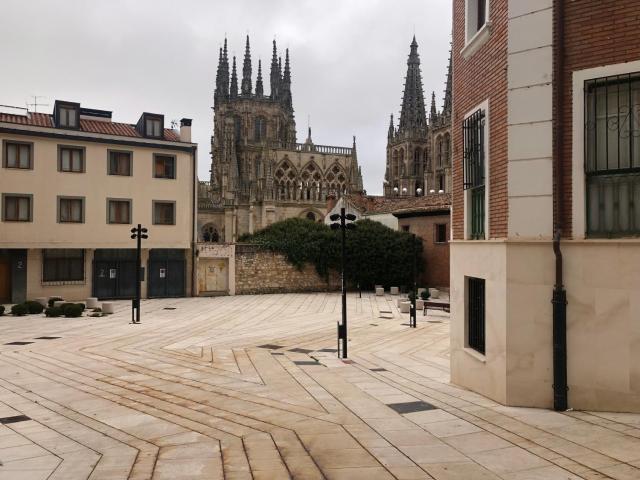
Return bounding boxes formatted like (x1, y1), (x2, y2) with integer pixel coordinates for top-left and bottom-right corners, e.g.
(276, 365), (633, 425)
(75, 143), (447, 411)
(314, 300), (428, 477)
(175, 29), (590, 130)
(326, 193), (337, 213)
(180, 118), (192, 142)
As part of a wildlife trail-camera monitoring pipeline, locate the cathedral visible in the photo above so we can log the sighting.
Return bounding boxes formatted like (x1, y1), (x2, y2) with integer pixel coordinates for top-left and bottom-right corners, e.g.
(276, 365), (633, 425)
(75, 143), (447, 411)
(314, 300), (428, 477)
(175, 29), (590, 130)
(384, 37), (451, 197)
(198, 36), (363, 243)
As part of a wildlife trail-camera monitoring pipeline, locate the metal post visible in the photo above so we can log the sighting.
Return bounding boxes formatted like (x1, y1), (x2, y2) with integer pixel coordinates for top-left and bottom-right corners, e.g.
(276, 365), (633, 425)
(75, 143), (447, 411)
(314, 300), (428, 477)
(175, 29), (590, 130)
(340, 207), (347, 358)
(410, 233), (417, 328)
(135, 224), (142, 324)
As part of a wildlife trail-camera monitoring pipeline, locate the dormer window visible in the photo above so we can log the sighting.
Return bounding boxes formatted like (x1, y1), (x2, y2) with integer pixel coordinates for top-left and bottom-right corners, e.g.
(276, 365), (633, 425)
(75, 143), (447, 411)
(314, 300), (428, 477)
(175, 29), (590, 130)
(138, 113), (164, 139)
(53, 101), (80, 129)
(146, 117), (162, 137)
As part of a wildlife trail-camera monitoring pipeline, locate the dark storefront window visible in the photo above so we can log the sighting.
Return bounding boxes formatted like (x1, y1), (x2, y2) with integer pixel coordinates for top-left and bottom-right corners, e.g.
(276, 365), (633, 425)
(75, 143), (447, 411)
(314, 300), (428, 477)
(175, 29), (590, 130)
(43, 249), (84, 282)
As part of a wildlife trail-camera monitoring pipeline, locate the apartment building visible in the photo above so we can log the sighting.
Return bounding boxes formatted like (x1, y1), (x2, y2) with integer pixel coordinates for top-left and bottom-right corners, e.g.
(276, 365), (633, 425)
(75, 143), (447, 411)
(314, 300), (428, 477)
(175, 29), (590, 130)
(0, 100), (197, 303)
(451, 0), (640, 412)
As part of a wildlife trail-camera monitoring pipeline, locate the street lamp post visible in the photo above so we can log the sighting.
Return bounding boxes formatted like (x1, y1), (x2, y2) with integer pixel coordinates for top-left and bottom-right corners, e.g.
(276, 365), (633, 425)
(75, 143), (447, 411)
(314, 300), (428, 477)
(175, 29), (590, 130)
(330, 207), (356, 358)
(130, 224), (148, 324)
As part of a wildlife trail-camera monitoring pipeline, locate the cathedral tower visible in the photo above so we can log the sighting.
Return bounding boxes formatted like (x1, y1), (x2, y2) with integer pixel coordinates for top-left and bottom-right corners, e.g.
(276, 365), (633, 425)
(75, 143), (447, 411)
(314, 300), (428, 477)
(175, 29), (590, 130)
(384, 36), (430, 197)
(201, 36), (363, 243)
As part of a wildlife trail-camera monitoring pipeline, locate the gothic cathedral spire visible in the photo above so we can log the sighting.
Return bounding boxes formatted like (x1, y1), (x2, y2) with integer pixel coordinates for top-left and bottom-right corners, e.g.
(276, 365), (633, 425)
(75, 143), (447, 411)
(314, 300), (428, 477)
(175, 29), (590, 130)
(281, 48), (292, 110)
(241, 35), (252, 96)
(398, 35), (427, 134)
(442, 49), (452, 116)
(430, 91), (437, 122)
(230, 56), (238, 98)
(270, 40), (280, 100)
(255, 59), (264, 97)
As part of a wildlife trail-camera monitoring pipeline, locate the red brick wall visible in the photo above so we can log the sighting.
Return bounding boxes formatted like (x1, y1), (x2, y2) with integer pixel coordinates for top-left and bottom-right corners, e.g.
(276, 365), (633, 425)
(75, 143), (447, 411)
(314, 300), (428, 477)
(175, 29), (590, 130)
(452, 0), (509, 239)
(397, 213), (450, 288)
(558, 0), (640, 237)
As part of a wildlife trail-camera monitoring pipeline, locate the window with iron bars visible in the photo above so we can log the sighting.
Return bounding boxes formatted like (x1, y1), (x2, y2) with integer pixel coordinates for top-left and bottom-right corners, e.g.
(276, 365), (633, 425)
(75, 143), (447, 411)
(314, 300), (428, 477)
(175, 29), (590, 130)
(585, 72), (640, 237)
(467, 276), (485, 355)
(463, 109), (486, 239)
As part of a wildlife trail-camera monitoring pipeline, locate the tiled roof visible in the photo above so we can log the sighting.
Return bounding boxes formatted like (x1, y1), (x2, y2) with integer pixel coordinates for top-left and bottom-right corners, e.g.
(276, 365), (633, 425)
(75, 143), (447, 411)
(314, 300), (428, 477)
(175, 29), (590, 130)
(348, 193), (451, 215)
(0, 112), (182, 142)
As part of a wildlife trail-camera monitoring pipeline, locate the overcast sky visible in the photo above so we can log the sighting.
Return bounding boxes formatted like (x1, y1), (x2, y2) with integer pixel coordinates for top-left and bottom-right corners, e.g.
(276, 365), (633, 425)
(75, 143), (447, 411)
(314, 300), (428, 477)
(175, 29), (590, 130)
(1, 0), (452, 195)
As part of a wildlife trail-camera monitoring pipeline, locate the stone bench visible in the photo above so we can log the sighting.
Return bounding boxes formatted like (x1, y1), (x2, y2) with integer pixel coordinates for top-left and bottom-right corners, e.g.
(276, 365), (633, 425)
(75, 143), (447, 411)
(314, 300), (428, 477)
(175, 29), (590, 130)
(375, 287), (384, 296)
(423, 301), (450, 316)
(390, 286), (399, 295)
(85, 297), (99, 309)
(53, 301), (66, 308)
(102, 302), (115, 314)
(400, 301), (411, 313)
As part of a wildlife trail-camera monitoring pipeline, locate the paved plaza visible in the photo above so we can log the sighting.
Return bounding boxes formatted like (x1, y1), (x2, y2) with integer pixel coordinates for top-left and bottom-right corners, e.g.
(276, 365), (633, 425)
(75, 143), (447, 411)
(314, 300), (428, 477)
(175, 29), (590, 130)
(0, 293), (639, 480)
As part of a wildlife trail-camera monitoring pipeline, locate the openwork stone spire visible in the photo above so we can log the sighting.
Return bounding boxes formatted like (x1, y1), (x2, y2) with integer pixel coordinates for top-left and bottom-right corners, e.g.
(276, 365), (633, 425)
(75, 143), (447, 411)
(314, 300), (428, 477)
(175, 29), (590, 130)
(430, 91), (437, 122)
(270, 39), (280, 100)
(230, 56), (238, 98)
(398, 36), (427, 134)
(241, 35), (252, 95)
(255, 59), (264, 97)
(281, 48), (292, 110)
(442, 49), (452, 116)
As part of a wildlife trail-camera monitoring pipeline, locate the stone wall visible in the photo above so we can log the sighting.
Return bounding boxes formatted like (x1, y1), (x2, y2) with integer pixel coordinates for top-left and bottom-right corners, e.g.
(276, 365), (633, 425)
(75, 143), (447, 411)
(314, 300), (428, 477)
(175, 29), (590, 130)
(235, 244), (340, 295)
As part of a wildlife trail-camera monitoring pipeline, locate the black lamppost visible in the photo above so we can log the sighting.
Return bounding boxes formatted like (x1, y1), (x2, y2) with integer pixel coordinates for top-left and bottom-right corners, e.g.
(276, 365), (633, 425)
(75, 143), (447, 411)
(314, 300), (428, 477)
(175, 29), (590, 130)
(130, 224), (148, 324)
(330, 207), (356, 358)
(410, 233), (418, 328)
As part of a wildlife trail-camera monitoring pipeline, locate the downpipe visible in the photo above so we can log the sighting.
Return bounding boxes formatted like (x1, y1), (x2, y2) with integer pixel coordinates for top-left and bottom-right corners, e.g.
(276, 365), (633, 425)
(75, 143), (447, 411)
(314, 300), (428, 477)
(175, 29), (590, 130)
(552, 230), (568, 411)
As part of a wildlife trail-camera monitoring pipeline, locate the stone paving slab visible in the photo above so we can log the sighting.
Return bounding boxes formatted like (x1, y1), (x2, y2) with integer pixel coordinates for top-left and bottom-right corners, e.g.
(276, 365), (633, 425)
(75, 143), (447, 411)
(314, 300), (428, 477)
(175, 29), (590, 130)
(0, 293), (639, 479)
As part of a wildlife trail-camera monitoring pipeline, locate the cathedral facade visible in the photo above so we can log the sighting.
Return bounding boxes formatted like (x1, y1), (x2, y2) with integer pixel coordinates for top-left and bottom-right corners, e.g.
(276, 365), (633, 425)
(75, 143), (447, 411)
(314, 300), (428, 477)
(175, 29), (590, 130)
(198, 37), (363, 243)
(384, 37), (451, 197)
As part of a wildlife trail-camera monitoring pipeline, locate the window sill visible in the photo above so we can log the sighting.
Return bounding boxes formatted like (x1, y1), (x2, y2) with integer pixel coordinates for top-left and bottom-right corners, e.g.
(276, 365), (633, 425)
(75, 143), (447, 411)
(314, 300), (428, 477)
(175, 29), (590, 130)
(463, 346), (486, 363)
(461, 22), (492, 59)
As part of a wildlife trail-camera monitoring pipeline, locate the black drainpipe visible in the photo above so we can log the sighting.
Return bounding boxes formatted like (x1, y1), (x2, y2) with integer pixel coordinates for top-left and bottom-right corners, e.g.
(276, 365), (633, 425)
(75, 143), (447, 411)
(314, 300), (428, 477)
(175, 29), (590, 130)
(552, 0), (568, 411)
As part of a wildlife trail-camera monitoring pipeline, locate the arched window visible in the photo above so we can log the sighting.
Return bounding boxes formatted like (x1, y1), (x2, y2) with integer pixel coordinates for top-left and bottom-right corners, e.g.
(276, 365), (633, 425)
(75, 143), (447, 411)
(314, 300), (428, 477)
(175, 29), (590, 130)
(436, 136), (443, 167)
(234, 116), (242, 140)
(392, 150), (399, 178)
(413, 148), (422, 176)
(443, 133), (451, 166)
(254, 116), (267, 141)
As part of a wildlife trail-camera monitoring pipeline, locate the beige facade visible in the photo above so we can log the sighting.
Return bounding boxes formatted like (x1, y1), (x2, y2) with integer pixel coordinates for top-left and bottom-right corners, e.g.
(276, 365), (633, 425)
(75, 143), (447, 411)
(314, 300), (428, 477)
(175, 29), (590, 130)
(0, 101), (197, 303)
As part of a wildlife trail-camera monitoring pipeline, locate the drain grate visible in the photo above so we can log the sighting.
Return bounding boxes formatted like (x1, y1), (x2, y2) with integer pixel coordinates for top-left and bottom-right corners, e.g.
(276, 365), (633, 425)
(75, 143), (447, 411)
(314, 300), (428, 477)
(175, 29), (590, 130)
(163, 307), (176, 310)
(271, 352), (285, 356)
(318, 348), (338, 353)
(34, 336), (61, 340)
(293, 360), (322, 366)
(370, 367), (387, 372)
(0, 415), (31, 424)
(289, 348), (314, 354)
(4, 341), (34, 346)
(257, 344), (284, 350)
(370, 324), (378, 326)
(387, 401), (437, 414)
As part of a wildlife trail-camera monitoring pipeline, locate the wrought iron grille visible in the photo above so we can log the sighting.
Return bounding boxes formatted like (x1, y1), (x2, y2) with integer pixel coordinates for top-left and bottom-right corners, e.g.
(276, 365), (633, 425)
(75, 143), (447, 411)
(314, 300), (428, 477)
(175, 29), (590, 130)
(585, 72), (640, 237)
(463, 109), (486, 239)
(467, 277), (485, 355)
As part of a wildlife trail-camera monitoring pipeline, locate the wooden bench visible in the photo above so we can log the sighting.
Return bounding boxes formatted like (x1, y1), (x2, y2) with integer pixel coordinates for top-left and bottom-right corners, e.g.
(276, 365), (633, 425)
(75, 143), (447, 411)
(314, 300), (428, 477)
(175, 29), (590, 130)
(423, 301), (450, 316)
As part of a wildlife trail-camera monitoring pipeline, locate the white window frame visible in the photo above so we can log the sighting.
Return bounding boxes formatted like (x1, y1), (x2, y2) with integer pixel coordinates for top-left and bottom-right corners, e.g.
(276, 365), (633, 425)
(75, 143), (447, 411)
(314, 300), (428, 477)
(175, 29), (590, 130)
(463, 99), (490, 240)
(461, 0), (492, 59)
(571, 59), (640, 240)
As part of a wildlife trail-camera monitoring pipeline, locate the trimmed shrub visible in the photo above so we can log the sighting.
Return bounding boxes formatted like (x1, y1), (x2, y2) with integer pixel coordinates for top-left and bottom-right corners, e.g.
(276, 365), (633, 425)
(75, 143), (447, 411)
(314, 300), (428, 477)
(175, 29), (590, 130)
(420, 289), (430, 301)
(240, 218), (424, 290)
(63, 303), (83, 318)
(11, 304), (28, 316)
(75, 303), (86, 311)
(0, 305), (5, 316)
(45, 306), (63, 317)
(25, 301), (44, 314)
(48, 296), (63, 308)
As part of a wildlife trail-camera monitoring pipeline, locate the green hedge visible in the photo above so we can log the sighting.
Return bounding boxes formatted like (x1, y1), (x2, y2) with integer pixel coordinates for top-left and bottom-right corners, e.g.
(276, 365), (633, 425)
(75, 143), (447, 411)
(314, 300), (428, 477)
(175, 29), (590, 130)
(239, 218), (423, 290)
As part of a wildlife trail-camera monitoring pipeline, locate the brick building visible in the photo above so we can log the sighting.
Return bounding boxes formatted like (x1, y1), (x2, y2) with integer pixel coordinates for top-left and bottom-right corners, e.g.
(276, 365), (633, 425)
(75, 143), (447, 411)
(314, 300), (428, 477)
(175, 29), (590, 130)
(451, 0), (640, 412)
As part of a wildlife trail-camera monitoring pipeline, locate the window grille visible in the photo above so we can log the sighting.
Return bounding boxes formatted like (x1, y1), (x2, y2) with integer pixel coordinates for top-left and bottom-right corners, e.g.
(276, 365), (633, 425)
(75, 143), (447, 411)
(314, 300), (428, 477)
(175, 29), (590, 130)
(585, 72), (640, 237)
(463, 109), (486, 239)
(467, 277), (485, 354)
